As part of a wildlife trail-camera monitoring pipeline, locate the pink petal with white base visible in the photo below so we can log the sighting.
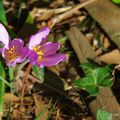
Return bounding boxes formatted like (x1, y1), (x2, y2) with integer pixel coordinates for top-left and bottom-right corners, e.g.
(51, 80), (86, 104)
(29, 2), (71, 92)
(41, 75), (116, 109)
(28, 27), (50, 49)
(0, 23), (10, 47)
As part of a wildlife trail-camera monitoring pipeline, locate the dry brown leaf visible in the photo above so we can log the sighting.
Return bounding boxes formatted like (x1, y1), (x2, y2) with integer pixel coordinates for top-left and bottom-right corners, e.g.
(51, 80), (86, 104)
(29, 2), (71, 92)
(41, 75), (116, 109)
(33, 95), (48, 120)
(98, 49), (120, 64)
(103, 37), (110, 48)
(12, 109), (22, 120)
(4, 93), (19, 104)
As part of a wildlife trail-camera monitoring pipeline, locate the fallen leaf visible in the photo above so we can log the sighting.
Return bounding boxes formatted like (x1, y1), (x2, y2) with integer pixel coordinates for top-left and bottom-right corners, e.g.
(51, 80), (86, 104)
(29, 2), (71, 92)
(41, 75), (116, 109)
(99, 49), (120, 64)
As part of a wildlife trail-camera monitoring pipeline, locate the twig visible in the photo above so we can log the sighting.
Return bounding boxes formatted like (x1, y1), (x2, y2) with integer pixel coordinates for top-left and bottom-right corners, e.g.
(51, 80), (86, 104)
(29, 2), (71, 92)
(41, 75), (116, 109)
(48, 0), (96, 28)
(31, 6), (72, 15)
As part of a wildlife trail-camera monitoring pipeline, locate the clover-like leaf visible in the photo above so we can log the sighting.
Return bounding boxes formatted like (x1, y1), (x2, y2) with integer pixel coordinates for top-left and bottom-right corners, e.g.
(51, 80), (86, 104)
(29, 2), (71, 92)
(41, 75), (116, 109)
(73, 64), (113, 96)
(97, 109), (112, 120)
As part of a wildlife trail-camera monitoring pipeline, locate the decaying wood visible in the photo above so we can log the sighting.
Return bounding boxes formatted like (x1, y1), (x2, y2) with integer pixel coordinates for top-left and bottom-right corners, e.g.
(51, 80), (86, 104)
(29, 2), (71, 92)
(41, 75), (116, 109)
(89, 88), (120, 120)
(85, 0), (120, 49)
(66, 27), (99, 63)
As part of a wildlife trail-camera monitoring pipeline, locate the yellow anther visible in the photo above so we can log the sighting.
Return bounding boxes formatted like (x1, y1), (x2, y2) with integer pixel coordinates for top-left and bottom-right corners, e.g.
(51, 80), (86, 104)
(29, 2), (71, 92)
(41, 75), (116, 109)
(32, 45), (44, 61)
(37, 45), (40, 49)
(7, 46), (19, 62)
(37, 51), (44, 55)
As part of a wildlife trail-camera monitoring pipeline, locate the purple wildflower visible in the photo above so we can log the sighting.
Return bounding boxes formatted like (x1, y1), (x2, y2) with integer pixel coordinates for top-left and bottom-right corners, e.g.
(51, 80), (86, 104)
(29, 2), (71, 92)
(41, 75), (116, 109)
(0, 23), (29, 67)
(27, 27), (66, 68)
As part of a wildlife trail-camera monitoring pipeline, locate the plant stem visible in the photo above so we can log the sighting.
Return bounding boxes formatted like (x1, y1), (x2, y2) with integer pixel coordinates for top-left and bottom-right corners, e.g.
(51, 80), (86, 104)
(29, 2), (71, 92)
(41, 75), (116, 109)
(20, 63), (32, 107)
(9, 66), (14, 112)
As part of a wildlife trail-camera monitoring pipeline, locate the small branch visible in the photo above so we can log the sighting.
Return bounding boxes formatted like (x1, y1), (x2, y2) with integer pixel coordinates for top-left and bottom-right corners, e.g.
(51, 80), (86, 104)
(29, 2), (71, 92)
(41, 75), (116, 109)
(31, 6), (72, 15)
(48, 0), (96, 28)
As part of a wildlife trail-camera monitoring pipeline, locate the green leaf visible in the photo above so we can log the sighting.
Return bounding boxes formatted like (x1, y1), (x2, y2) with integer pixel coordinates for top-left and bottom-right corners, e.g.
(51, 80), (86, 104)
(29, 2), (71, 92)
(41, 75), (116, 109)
(80, 63), (96, 70)
(111, 0), (120, 4)
(9, 66), (14, 111)
(73, 64), (113, 96)
(0, 0), (7, 25)
(74, 77), (99, 96)
(0, 0), (16, 38)
(0, 1), (11, 115)
(32, 65), (45, 82)
(0, 61), (6, 115)
(0, 76), (11, 88)
(97, 109), (112, 120)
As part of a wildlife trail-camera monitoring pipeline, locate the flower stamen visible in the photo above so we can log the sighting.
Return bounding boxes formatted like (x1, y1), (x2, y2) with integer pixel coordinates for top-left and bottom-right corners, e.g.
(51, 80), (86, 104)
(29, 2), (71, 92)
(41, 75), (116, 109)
(32, 45), (44, 61)
(7, 46), (19, 61)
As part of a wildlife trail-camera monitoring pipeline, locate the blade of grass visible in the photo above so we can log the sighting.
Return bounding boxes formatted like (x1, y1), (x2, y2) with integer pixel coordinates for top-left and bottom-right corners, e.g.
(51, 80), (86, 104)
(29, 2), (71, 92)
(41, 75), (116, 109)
(8, 66), (14, 110)
(34, 108), (48, 120)
(0, 61), (6, 119)
(46, 100), (58, 120)
(6, 66), (14, 120)
(0, 76), (11, 88)
(0, 0), (7, 25)
(34, 99), (57, 120)
(0, 1), (8, 119)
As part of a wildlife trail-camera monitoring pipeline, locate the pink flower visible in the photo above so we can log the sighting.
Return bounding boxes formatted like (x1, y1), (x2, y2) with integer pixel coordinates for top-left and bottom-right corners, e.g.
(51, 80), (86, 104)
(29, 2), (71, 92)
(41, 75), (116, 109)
(27, 27), (66, 67)
(0, 23), (29, 67)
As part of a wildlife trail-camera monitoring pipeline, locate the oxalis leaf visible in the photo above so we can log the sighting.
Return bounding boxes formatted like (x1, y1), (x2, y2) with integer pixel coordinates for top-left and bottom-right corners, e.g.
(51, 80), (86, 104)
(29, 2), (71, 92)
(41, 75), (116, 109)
(73, 64), (113, 96)
(97, 109), (112, 120)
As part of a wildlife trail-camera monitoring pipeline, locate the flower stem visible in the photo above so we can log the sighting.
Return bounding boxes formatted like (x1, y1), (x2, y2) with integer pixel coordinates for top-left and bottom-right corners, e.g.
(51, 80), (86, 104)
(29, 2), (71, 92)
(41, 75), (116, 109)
(20, 63), (32, 107)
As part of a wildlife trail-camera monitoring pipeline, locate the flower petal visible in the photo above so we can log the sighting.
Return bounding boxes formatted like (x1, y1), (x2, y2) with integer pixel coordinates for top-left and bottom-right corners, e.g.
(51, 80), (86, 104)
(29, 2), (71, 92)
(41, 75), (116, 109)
(3, 47), (17, 67)
(0, 23), (10, 47)
(3, 47), (9, 61)
(16, 47), (29, 63)
(28, 50), (38, 65)
(28, 27), (50, 49)
(2, 39), (25, 59)
(37, 54), (66, 67)
(41, 42), (60, 56)
(3, 47), (29, 67)
(10, 38), (24, 49)
(0, 48), (3, 53)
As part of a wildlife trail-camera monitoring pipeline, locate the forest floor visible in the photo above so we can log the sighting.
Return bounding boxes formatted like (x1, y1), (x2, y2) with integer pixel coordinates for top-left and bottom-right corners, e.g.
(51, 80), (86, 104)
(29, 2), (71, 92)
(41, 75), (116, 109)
(2, 0), (120, 120)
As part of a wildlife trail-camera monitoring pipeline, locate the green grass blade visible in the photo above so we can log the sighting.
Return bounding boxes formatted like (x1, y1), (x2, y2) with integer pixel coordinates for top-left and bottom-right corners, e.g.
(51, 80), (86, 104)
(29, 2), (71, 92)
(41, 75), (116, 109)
(0, 76), (11, 88)
(0, 0), (7, 25)
(0, 1), (8, 118)
(8, 66), (14, 103)
(0, 61), (6, 118)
